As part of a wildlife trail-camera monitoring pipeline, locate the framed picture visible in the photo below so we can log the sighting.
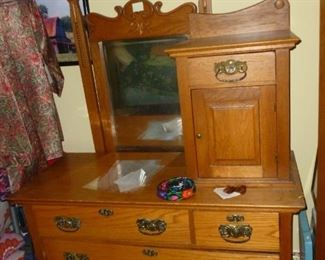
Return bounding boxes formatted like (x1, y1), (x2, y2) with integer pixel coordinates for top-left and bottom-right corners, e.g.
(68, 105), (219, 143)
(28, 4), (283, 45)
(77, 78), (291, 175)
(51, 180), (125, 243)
(36, 0), (89, 66)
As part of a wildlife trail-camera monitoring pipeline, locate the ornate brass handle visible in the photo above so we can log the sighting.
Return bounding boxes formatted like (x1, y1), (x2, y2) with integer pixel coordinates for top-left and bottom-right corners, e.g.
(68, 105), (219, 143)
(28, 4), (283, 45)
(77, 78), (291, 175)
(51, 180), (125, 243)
(219, 223), (253, 243)
(215, 59), (248, 82)
(142, 248), (158, 257)
(64, 252), (89, 260)
(136, 218), (167, 235)
(218, 214), (252, 243)
(54, 216), (81, 232)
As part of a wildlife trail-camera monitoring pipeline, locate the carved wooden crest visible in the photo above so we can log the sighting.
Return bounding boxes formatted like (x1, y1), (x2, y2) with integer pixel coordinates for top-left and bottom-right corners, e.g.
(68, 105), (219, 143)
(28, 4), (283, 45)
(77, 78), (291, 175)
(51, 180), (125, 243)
(114, 0), (164, 35)
(86, 0), (197, 41)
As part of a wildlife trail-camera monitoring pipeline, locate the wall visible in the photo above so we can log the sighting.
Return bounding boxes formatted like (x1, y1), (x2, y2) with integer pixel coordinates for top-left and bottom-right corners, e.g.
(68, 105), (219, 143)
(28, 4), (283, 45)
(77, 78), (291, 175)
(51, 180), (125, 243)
(54, 0), (320, 252)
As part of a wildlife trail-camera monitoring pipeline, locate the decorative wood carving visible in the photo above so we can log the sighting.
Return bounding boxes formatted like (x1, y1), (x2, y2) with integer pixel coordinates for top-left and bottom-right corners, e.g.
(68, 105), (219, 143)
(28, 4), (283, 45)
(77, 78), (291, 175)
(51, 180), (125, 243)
(86, 0), (197, 42)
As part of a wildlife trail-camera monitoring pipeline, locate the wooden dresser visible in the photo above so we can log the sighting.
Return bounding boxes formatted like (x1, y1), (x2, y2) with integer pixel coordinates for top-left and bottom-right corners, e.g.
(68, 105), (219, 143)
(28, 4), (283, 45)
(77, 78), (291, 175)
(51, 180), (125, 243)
(9, 152), (304, 260)
(9, 0), (306, 259)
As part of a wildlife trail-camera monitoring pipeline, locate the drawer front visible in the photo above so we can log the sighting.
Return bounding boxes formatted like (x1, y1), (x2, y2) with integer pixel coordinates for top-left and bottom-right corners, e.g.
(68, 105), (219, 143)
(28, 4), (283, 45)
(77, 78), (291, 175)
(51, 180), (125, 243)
(32, 205), (190, 245)
(43, 239), (279, 260)
(187, 52), (275, 87)
(193, 211), (279, 252)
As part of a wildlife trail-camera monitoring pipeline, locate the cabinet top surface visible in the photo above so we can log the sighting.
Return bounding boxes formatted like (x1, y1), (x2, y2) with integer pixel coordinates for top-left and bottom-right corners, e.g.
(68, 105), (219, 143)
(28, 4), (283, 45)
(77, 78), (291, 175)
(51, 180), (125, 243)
(9, 153), (305, 212)
(167, 31), (300, 57)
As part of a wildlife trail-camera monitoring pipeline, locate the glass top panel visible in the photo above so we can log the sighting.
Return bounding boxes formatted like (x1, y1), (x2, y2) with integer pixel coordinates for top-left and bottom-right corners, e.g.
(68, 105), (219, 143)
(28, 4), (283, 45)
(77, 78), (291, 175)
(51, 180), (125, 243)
(83, 159), (164, 192)
(103, 36), (187, 152)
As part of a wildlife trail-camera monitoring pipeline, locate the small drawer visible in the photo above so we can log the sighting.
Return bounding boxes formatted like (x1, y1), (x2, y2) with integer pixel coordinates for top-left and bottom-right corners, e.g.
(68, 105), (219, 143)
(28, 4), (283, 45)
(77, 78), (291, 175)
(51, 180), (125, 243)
(187, 52), (275, 87)
(43, 239), (279, 260)
(193, 211), (279, 252)
(31, 205), (190, 245)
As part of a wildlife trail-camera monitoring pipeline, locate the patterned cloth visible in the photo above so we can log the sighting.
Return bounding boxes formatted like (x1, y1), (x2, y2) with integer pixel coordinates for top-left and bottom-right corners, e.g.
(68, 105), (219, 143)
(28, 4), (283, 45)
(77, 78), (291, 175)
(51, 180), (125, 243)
(0, 0), (64, 199)
(0, 202), (25, 259)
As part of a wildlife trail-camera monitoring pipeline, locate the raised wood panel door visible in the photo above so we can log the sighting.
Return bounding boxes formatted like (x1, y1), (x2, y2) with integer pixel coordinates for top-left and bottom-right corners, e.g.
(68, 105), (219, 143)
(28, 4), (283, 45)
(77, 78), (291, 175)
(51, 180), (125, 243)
(192, 85), (277, 178)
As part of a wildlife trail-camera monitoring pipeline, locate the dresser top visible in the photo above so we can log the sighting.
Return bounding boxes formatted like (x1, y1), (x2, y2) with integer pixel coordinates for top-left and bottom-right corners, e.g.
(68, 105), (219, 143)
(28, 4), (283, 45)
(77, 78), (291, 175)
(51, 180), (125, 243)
(9, 152), (305, 212)
(166, 30), (300, 57)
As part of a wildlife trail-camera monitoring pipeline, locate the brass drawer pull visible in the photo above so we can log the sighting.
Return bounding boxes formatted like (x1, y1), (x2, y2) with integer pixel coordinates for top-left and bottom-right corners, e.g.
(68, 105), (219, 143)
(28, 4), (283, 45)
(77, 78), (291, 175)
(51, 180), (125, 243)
(219, 223), (253, 243)
(219, 214), (252, 243)
(215, 59), (247, 82)
(54, 216), (81, 232)
(142, 248), (158, 257)
(136, 218), (167, 235)
(64, 252), (89, 260)
(98, 208), (113, 217)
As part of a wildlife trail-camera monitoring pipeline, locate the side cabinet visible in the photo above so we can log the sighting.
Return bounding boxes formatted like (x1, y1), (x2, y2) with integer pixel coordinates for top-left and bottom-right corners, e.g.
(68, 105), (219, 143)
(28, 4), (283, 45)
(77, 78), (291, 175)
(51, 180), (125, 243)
(168, 44), (297, 183)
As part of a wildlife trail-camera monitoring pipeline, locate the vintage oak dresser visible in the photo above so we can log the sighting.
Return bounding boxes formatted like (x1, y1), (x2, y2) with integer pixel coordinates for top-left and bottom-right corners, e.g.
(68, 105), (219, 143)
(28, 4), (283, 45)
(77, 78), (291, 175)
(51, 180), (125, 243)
(9, 0), (306, 259)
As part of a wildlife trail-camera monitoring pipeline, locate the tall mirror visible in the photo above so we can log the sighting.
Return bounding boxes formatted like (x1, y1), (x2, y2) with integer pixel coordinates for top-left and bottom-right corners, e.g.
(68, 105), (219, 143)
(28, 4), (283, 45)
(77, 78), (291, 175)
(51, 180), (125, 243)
(103, 36), (186, 152)
(68, 0), (201, 153)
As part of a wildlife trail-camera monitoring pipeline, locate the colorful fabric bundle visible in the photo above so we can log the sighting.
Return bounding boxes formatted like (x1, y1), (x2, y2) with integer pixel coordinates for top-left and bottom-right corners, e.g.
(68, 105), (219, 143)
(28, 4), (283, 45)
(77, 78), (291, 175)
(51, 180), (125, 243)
(157, 177), (196, 201)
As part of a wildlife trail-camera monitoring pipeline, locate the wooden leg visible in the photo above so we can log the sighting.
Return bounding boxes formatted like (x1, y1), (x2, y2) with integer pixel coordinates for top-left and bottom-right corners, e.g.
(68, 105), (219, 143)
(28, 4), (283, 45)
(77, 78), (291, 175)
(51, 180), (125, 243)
(279, 213), (293, 260)
(23, 206), (45, 259)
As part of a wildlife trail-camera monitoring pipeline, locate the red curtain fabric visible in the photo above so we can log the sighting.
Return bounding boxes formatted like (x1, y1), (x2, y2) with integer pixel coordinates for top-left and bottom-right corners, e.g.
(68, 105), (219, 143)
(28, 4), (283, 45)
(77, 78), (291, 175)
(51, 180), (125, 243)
(0, 0), (64, 199)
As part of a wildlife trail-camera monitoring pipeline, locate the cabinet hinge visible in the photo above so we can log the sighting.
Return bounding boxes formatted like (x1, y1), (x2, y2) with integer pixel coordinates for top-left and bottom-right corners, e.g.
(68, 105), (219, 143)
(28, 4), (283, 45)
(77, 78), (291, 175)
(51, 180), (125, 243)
(274, 103), (277, 112)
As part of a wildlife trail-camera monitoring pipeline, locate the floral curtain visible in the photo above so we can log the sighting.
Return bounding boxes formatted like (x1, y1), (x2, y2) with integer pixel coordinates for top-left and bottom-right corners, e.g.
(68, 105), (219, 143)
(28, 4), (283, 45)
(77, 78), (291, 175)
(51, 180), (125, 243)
(0, 0), (64, 200)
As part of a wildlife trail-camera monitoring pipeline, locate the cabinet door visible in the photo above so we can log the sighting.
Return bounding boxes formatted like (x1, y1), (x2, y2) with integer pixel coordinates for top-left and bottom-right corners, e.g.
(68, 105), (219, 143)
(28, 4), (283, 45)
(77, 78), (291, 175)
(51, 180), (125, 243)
(192, 86), (276, 178)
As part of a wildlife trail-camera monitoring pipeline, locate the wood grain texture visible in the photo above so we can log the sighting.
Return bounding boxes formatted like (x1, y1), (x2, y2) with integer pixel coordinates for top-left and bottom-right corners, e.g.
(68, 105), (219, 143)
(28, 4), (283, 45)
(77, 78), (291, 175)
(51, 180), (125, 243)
(9, 152), (305, 260)
(43, 239), (280, 260)
(192, 88), (262, 178)
(22, 206), (45, 260)
(279, 213), (293, 260)
(316, 1), (325, 258)
(168, 28), (298, 183)
(275, 49), (290, 179)
(175, 57), (198, 179)
(187, 52), (275, 88)
(190, 85), (276, 179)
(31, 206), (190, 245)
(190, 0), (290, 39)
(166, 31), (300, 58)
(193, 211), (279, 252)
(86, 1), (197, 42)
(9, 153), (305, 210)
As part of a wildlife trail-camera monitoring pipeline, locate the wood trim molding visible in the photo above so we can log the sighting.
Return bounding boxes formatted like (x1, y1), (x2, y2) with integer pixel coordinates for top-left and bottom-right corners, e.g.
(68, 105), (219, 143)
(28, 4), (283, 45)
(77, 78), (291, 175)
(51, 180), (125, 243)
(316, 1), (325, 259)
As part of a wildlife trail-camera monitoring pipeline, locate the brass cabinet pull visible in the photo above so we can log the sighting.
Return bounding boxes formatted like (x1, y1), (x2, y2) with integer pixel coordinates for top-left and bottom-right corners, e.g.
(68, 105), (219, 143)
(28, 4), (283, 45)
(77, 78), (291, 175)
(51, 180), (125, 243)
(54, 216), (81, 232)
(219, 223), (253, 243)
(64, 252), (89, 260)
(215, 59), (247, 82)
(142, 248), (158, 257)
(98, 208), (113, 217)
(196, 133), (202, 139)
(136, 218), (167, 235)
(218, 214), (252, 243)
